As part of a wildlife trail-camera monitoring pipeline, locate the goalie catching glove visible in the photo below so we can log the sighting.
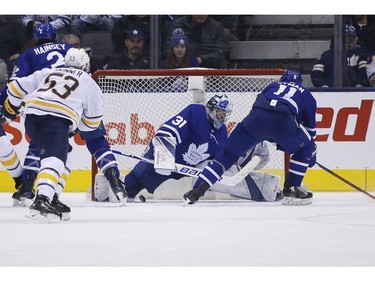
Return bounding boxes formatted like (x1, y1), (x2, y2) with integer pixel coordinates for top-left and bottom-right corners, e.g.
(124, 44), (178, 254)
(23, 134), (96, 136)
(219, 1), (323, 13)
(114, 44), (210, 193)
(0, 98), (20, 124)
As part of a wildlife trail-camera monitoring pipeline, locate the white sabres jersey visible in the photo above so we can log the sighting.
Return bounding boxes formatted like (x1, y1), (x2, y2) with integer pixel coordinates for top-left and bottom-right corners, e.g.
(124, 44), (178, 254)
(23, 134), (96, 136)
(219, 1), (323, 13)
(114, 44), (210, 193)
(7, 67), (103, 132)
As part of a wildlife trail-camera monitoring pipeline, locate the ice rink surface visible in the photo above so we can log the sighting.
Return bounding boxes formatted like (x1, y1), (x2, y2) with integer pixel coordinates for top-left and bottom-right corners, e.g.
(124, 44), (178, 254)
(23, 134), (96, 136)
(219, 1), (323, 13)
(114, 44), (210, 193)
(1, 191), (375, 279)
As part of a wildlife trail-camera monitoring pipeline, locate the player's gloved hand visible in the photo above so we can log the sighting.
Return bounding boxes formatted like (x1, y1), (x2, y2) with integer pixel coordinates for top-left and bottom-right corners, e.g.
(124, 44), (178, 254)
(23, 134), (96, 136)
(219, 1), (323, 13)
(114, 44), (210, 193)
(0, 98), (20, 123)
(155, 168), (172, 176)
(0, 109), (15, 124)
(276, 143), (285, 152)
(183, 182), (210, 205)
(0, 111), (7, 124)
(68, 129), (78, 138)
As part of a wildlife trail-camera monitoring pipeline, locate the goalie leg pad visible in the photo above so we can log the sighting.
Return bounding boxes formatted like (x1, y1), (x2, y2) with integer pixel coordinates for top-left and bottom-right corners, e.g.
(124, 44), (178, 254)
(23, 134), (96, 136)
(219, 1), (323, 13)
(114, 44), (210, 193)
(94, 173), (128, 203)
(209, 170), (281, 202)
(94, 173), (110, 202)
(208, 165), (251, 199)
(250, 171), (281, 202)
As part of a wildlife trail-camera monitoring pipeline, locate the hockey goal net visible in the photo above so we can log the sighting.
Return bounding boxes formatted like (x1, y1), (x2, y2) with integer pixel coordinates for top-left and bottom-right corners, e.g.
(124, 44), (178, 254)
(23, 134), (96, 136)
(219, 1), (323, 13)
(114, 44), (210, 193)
(92, 68), (287, 200)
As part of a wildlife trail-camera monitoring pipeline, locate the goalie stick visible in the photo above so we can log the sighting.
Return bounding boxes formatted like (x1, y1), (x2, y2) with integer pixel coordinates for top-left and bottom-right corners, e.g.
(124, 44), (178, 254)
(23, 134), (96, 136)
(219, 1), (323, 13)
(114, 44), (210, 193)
(111, 150), (261, 187)
(316, 162), (375, 201)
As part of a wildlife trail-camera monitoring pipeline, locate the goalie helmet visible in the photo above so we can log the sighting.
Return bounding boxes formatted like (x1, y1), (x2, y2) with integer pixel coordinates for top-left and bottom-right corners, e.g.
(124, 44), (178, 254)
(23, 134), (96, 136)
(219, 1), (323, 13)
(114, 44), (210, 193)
(279, 69), (303, 84)
(33, 23), (57, 42)
(64, 48), (90, 73)
(206, 94), (233, 129)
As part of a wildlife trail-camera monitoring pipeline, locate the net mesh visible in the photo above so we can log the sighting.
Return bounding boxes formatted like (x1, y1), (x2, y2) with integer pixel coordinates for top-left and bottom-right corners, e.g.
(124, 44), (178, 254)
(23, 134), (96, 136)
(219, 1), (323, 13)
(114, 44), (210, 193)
(93, 69), (286, 178)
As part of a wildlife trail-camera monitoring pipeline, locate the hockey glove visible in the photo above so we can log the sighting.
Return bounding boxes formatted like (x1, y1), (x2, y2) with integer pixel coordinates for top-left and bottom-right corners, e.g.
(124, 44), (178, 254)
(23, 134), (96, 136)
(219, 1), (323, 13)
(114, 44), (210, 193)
(276, 143), (285, 152)
(183, 182), (210, 205)
(0, 98), (20, 123)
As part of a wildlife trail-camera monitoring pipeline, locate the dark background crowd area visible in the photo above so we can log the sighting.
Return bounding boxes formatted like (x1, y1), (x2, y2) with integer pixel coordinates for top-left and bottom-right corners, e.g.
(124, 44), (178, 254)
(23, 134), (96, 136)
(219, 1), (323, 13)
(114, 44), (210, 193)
(1, 15), (374, 88)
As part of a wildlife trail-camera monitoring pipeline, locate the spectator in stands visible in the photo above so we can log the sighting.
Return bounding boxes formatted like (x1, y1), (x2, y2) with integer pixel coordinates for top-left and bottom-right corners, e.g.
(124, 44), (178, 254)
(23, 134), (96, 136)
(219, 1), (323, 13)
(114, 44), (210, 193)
(161, 29), (199, 69)
(21, 15), (72, 46)
(166, 15), (229, 69)
(62, 34), (80, 48)
(311, 25), (369, 87)
(366, 52), (375, 87)
(350, 15), (375, 52)
(61, 34), (102, 73)
(0, 15), (28, 74)
(111, 15), (151, 54)
(104, 28), (149, 70)
(212, 16), (239, 41)
(70, 15), (121, 38)
(0, 59), (7, 88)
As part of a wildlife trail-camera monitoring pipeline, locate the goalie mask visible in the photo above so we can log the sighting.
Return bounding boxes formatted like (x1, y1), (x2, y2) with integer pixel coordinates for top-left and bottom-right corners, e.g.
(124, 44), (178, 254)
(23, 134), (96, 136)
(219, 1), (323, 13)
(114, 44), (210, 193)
(64, 48), (90, 73)
(206, 94), (233, 129)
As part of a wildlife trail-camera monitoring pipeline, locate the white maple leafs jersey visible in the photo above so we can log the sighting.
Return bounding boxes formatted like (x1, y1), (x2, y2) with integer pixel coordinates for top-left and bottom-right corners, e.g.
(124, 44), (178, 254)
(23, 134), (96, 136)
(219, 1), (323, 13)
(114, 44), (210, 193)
(7, 67), (103, 132)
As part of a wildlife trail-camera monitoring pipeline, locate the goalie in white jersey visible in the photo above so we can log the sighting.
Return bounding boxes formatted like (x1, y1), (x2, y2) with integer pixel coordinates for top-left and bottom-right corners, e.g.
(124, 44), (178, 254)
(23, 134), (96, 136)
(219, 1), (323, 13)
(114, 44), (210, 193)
(1, 48), (103, 221)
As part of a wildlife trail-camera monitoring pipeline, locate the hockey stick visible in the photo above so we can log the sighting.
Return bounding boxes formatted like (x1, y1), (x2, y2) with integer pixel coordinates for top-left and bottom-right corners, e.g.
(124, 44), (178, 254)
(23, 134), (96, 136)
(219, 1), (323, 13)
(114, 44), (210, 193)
(316, 162), (375, 201)
(112, 150), (260, 187)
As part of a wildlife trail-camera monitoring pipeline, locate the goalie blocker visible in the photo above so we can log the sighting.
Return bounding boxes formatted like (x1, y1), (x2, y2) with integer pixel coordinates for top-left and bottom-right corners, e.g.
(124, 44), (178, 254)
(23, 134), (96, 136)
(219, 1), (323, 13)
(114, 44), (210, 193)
(153, 136), (176, 175)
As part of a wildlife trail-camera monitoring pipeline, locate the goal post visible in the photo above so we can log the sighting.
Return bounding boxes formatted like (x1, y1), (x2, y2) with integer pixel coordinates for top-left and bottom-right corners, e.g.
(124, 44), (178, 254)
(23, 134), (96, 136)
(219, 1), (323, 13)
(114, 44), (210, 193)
(91, 68), (287, 201)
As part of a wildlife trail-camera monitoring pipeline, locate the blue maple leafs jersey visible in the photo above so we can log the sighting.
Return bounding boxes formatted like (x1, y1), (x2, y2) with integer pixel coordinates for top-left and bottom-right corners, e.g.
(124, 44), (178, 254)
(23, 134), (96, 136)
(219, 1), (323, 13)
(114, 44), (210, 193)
(12, 42), (73, 80)
(1, 42), (74, 107)
(254, 81), (317, 140)
(152, 104), (228, 166)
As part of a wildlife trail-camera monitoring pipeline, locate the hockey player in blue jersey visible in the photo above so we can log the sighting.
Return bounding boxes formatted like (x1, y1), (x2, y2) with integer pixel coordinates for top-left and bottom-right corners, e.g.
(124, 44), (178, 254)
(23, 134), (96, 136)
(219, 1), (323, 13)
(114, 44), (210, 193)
(114, 94), (282, 202)
(0, 23), (126, 210)
(0, 22), (73, 203)
(183, 69), (317, 206)
(123, 94), (232, 200)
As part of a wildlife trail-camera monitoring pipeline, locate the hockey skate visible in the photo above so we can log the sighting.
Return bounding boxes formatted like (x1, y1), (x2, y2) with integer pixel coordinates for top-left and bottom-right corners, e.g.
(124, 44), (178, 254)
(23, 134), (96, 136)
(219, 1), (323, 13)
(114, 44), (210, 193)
(12, 174), (36, 207)
(275, 191), (284, 201)
(108, 175), (128, 206)
(282, 184), (313, 205)
(51, 194), (71, 221)
(26, 194), (62, 222)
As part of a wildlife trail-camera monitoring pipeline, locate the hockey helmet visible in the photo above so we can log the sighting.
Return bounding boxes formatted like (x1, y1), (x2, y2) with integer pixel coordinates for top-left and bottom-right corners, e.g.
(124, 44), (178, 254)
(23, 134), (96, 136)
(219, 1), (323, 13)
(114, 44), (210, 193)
(279, 69), (303, 84)
(64, 48), (90, 73)
(33, 22), (57, 42)
(206, 94), (233, 129)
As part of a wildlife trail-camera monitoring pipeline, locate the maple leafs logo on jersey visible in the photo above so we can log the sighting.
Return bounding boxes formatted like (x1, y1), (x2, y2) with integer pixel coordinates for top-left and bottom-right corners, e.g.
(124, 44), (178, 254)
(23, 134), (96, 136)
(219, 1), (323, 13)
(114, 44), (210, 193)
(182, 143), (210, 165)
